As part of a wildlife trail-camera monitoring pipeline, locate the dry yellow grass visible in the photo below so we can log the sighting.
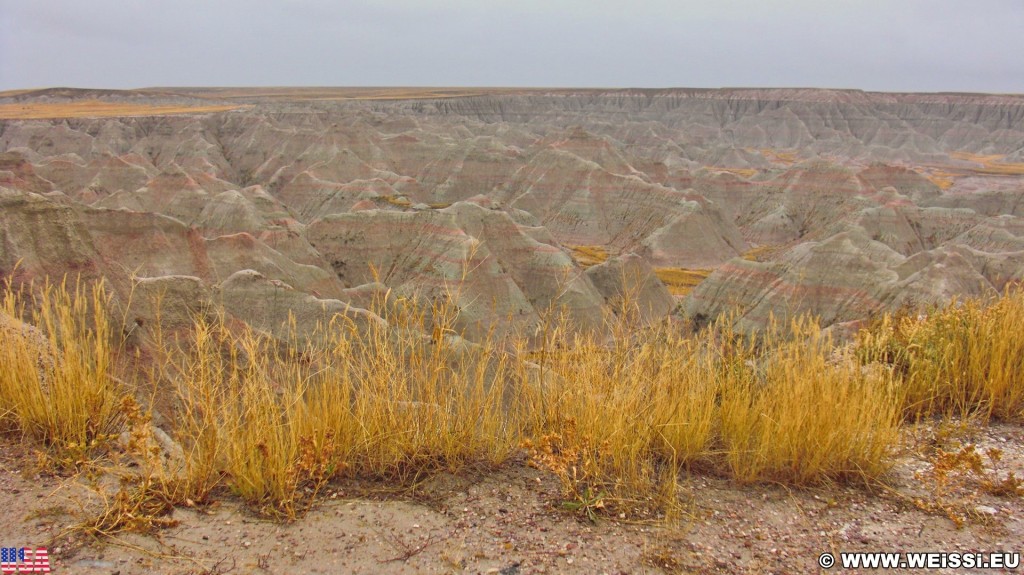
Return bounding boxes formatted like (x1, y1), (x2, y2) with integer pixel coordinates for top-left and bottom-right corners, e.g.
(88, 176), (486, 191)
(569, 245), (610, 268)
(858, 287), (1024, 422)
(522, 316), (717, 509)
(926, 171), (957, 190)
(741, 245), (786, 262)
(707, 167), (758, 178)
(161, 291), (519, 519)
(0, 280), (125, 469)
(917, 152), (1024, 189)
(653, 268), (711, 296)
(4, 277), (1021, 524)
(946, 150), (1024, 171)
(719, 318), (899, 484)
(524, 305), (901, 516)
(949, 152), (1024, 176)
(0, 100), (245, 120)
(758, 148), (801, 166)
(381, 195), (412, 208)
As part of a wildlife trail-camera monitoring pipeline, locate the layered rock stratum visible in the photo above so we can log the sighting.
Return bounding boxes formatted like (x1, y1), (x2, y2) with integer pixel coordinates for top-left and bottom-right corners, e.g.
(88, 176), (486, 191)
(2, 87), (1023, 338)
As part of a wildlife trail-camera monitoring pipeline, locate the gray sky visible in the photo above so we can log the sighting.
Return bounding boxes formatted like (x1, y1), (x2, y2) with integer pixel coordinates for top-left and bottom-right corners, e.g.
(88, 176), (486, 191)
(2, 0), (1023, 93)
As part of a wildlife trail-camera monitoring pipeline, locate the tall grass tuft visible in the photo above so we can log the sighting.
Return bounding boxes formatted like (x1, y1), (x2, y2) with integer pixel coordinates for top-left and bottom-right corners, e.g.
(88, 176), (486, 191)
(718, 317), (900, 484)
(858, 287), (1024, 422)
(525, 309), (901, 515)
(521, 308), (720, 513)
(165, 293), (521, 519)
(0, 279), (124, 468)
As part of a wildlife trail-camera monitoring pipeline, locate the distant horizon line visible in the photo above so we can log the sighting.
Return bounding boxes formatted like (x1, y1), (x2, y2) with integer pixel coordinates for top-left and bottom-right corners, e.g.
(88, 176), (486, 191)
(6, 83), (1024, 91)
(3, 85), (1024, 98)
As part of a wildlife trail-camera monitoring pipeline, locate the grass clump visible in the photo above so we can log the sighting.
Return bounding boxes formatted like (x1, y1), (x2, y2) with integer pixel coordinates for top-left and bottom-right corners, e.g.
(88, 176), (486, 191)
(76, 396), (181, 537)
(522, 314), (719, 515)
(524, 308), (901, 517)
(718, 318), (900, 484)
(858, 287), (1024, 422)
(165, 295), (520, 519)
(0, 280), (125, 469)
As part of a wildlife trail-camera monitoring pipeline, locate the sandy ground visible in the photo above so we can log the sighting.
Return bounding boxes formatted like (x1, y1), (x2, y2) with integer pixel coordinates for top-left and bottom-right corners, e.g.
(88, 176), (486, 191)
(1, 423), (1021, 574)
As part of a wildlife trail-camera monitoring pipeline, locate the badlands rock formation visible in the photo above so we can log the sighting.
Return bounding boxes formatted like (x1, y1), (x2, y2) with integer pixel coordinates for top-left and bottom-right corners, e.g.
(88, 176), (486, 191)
(1, 87), (1023, 338)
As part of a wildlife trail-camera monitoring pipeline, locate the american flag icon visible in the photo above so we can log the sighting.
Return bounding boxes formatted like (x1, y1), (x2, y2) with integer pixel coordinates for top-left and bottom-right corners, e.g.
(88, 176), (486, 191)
(0, 547), (50, 573)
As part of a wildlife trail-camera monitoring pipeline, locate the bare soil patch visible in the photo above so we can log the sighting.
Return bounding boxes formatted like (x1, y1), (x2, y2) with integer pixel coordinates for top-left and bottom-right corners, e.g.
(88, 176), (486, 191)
(3, 423), (1021, 574)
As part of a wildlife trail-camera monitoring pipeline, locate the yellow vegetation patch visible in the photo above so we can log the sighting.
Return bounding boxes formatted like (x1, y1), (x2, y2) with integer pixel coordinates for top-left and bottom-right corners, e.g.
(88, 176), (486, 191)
(942, 152), (1024, 178)
(741, 245), (784, 262)
(569, 245), (610, 268)
(525, 311), (902, 513)
(950, 151), (1007, 165)
(926, 171), (957, 190)
(0, 100), (245, 120)
(916, 155), (1024, 190)
(758, 148), (801, 166)
(1, 281), (125, 470)
(858, 288), (1024, 422)
(153, 290), (518, 519)
(4, 278), (1022, 525)
(707, 166), (758, 178)
(381, 195), (412, 207)
(653, 268), (711, 296)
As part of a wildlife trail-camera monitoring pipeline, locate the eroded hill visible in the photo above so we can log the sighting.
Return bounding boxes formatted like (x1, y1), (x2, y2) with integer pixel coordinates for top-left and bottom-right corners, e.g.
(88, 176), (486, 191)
(2, 87), (1023, 338)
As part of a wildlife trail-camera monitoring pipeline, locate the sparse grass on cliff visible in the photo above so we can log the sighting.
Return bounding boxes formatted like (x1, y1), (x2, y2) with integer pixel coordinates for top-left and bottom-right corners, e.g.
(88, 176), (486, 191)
(652, 267), (711, 296)
(569, 245), (610, 268)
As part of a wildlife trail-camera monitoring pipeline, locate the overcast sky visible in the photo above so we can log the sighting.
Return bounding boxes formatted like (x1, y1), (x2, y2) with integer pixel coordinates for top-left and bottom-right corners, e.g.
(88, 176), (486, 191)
(2, 0), (1022, 93)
